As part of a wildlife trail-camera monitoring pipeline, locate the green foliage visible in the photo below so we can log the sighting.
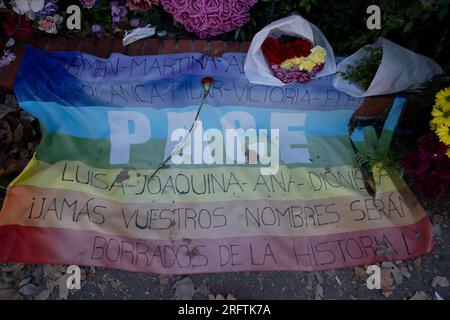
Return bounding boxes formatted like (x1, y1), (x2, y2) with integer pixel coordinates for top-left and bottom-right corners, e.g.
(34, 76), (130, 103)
(341, 47), (383, 90)
(354, 148), (404, 176)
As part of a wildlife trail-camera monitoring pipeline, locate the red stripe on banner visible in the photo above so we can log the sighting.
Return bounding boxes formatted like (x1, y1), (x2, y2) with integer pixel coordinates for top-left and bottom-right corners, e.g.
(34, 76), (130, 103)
(0, 218), (432, 274)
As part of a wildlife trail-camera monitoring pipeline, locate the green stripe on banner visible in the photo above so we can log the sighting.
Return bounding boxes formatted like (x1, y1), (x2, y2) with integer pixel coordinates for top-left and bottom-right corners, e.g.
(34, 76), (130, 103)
(35, 127), (357, 169)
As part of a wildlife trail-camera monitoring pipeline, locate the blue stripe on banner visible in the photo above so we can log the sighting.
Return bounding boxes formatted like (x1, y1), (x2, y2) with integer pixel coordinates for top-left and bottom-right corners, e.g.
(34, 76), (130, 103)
(14, 46), (363, 111)
(383, 97), (406, 132)
(20, 101), (353, 140)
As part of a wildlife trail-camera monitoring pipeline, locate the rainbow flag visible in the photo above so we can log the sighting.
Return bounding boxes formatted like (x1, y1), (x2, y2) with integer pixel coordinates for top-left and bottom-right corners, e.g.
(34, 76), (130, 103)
(0, 46), (432, 274)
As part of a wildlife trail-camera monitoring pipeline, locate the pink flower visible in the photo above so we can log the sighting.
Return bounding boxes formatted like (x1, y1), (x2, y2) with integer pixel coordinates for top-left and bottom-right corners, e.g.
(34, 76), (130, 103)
(400, 151), (430, 174)
(172, 0), (188, 11)
(418, 132), (448, 159)
(431, 156), (450, 180)
(127, 0), (159, 11)
(38, 14), (63, 34)
(412, 173), (447, 200)
(79, 0), (96, 8)
(161, 0), (257, 39)
(91, 24), (103, 37)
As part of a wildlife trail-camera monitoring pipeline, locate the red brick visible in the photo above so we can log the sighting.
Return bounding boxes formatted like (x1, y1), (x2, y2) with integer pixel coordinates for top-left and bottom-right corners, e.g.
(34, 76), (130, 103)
(226, 41), (240, 52)
(111, 38), (125, 53)
(65, 38), (82, 51)
(143, 39), (160, 55)
(34, 36), (50, 50)
(177, 39), (193, 53)
(240, 41), (251, 52)
(95, 38), (113, 58)
(127, 40), (144, 56)
(210, 40), (224, 56)
(160, 39), (176, 54)
(80, 37), (96, 54)
(0, 38), (29, 91)
(47, 37), (65, 52)
(194, 40), (208, 54)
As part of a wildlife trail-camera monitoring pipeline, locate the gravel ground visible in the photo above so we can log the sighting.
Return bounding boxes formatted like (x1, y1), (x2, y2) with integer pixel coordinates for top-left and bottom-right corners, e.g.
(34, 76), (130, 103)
(0, 93), (449, 300)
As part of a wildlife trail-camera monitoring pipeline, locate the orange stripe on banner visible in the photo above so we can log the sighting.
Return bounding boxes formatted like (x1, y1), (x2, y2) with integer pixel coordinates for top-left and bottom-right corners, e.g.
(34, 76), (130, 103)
(0, 218), (433, 274)
(0, 184), (428, 241)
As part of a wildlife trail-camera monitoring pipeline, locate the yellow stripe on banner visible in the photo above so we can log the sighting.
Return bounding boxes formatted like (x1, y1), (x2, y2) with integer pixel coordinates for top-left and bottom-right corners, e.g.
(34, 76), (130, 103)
(12, 157), (406, 204)
(0, 184), (427, 241)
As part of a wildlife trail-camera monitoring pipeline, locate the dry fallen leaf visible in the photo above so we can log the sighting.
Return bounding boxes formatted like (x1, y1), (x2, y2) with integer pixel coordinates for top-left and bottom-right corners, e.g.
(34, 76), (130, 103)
(400, 266), (412, 279)
(431, 276), (449, 288)
(57, 273), (72, 300)
(0, 288), (22, 300)
(380, 268), (394, 297)
(390, 266), (403, 286)
(410, 291), (430, 300)
(306, 272), (315, 289)
(0, 263), (25, 272)
(18, 283), (41, 297)
(0, 121), (13, 145)
(376, 243), (393, 261)
(195, 283), (210, 296)
(13, 124), (24, 144)
(314, 272), (324, 285)
(415, 257), (422, 269)
(0, 105), (16, 120)
(173, 277), (195, 300)
(315, 284), (324, 300)
(226, 293), (237, 300)
(159, 276), (169, 288)
(208, 293), (237, 300)
(354, 266), (368, 281)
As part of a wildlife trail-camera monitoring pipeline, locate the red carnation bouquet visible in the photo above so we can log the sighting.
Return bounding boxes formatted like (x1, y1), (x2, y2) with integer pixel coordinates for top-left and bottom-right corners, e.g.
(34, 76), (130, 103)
(244, 15), (336, 86)
(261, 35), (327, 84)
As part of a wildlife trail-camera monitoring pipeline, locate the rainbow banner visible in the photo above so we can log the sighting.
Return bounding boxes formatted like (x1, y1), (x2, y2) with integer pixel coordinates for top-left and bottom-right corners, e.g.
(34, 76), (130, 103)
(0, 46), (432, 274)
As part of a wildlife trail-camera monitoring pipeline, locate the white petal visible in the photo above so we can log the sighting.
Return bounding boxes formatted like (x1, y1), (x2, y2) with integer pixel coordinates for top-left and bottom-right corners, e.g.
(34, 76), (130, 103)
(30, 0), (45, 12)
(5, 38), (15, 48)
(26, 10), (35, 20)
(12, 0), (31, 14)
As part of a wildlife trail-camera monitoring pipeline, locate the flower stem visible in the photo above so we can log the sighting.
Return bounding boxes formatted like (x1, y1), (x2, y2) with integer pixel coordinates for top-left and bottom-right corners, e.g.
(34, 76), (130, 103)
(147, 85), (210, 182)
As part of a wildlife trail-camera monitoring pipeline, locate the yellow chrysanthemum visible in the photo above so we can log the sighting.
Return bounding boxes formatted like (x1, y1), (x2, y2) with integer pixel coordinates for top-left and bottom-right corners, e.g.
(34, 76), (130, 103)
(310, 46), (326, 64)
(299, 58), (316, 72)
(447, 148), (450, 158)
(430, 122), (437, 132)
(433, 112), (450, 126)
(279, 45), (326, 70)
(280, 57), (304, 70)
(435, 87), (450, 108)
(431, 105), (450, 127)
(433, 101), (450, 112)
(435, 125), (450, 145)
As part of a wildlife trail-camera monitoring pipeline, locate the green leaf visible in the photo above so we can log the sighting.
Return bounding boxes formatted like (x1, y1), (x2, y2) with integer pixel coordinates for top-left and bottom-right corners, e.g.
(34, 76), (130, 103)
(439, 6), (448, 20)
(403, 21), (414, 33)
(234, 28), (241, 40)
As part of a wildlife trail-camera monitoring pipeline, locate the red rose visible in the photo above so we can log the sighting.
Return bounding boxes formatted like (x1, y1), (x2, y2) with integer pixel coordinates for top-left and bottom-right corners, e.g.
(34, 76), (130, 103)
(2, 14), (33, 38)
(202, 76), (214, 85)
(283, 43), (297, 60)
(292, 38), (312, 57)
